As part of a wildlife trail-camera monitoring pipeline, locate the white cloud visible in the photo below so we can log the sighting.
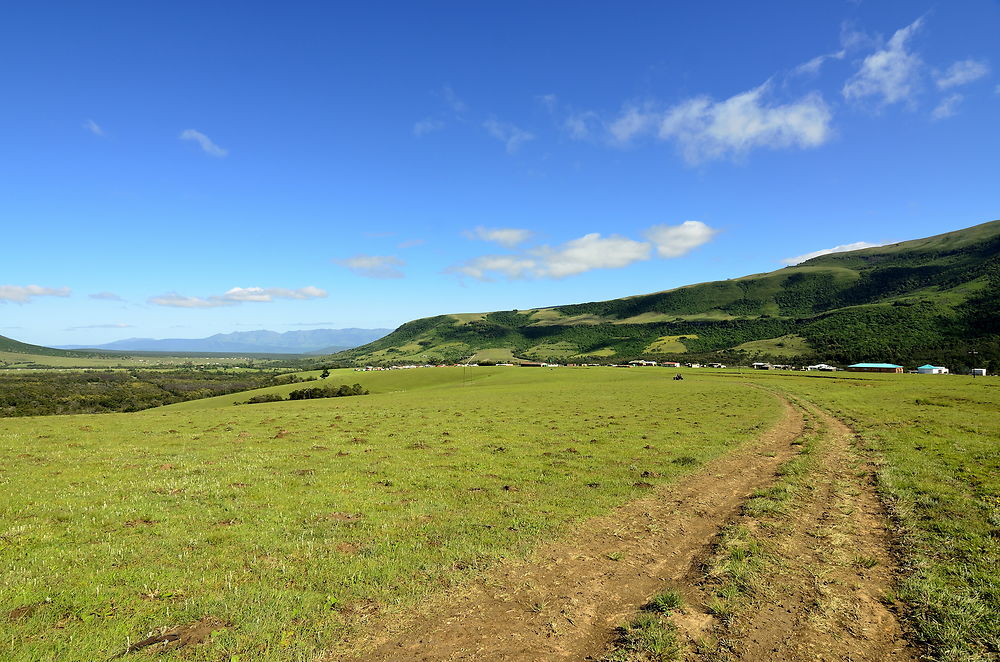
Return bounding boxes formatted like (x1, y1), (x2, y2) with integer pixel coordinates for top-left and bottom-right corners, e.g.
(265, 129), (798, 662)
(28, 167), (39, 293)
(780, 241), (885, 266)
(413, 118), (444, 137)
(483, 118), (535, 153)
(936, 59), (990, 89)
(149, 286), (326, 308)
(645, 221), (719, 258)
(89, 291), (124, 301)
(179, 129), (228, 157)
(843, 18), (924, 106)
(536, 233), (652, 278)
(442, 86), (468, 113)
(0, 284), (71, 303)
(397, 238), (426, 249)
(932, 94), (963, 120)
(83, 119), (105, 136)
(335, 255), (405, 279)
(450, 223), (717, 281)
(451, 233), (651, 280)
(464, 226), (535, 248)
(221, 286), (327, 302)
(657, 85), (832, 163)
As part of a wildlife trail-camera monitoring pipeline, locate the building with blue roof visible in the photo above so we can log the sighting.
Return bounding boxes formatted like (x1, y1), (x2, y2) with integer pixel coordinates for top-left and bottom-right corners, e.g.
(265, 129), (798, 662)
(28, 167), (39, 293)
(916, 364), (949, 374)
(847, 363), (903, 373)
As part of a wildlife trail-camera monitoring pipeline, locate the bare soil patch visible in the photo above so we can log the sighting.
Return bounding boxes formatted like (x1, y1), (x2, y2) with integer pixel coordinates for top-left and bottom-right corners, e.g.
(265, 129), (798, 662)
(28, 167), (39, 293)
(695, 403), (918, 661)
(119, 616), (227, 656)
(343, 394), (805, 661)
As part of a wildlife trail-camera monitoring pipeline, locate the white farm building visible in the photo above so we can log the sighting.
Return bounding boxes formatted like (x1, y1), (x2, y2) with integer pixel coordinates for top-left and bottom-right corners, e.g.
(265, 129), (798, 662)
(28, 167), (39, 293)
(916, 364), (949, 374)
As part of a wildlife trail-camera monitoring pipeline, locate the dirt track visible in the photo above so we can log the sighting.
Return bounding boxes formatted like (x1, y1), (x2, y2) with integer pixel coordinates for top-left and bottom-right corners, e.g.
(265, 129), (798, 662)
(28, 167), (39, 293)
(342, 390), (917, 661)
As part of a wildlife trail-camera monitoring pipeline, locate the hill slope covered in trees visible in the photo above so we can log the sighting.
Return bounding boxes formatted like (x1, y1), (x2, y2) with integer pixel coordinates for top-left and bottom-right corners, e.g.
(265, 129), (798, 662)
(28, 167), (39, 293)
(331, 220), (1000, 371)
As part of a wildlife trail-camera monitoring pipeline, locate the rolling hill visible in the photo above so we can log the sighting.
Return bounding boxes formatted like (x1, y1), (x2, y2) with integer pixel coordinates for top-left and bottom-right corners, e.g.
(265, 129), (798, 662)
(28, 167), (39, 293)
(331, 219), (1000, 370)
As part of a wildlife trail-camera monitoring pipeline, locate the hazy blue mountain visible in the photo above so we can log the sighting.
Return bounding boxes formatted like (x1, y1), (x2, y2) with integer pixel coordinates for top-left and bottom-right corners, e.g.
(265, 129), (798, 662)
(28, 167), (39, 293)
(59, 328), (391, 354)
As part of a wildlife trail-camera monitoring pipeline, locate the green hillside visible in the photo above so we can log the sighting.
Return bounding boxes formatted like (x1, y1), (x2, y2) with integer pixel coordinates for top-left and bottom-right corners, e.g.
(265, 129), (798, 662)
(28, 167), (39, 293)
(332, 220), (1000, 370)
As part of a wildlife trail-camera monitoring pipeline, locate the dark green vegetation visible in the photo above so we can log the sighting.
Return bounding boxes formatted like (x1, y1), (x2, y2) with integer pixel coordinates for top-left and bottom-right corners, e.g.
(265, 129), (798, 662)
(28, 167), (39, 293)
(0, 370), (291, 417)
(333, 220), (1000, 369)
(287, 383), (368, 401)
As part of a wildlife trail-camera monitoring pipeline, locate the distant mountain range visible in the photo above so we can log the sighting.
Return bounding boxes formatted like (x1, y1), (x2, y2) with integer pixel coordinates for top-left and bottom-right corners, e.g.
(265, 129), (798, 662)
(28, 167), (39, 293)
(331, 220), (1000, 370)
(58, 328), (391, 355)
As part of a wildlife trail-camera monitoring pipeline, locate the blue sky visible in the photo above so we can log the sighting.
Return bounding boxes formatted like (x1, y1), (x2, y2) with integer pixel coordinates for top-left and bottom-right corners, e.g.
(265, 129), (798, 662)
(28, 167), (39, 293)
(2, 1), (998, 346)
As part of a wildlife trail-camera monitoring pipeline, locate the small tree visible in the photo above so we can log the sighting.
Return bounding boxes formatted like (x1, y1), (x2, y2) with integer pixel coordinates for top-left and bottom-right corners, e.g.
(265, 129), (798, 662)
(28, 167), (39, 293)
(320, 368), (330, 379)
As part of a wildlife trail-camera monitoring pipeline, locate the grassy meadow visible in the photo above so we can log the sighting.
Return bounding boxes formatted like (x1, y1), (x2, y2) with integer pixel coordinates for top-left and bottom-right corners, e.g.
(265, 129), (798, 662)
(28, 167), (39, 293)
(1, 367), (780, 661)
(1, 366), (997, 661)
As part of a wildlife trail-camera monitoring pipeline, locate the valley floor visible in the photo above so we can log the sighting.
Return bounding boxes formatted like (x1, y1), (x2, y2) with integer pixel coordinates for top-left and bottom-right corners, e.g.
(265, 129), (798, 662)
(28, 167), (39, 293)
(1, 367), (996, 661)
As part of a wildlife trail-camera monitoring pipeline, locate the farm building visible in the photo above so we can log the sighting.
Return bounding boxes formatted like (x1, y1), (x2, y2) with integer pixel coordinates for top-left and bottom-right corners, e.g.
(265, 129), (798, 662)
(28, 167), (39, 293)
(806, 363), (837, 371)
(661, 361), (681, 368)
(520, 361), (544, 367)
(916, 364), (949, 374)
(628, 360), (657, 366)
(847, 363), (903, 373)
(752, 362), (772, 370)
(971, 368), (987, 376)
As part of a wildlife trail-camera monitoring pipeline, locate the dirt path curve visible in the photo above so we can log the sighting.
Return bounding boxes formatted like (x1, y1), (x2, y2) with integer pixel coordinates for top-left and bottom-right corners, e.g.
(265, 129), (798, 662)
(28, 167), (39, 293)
(347, 392), (805, 661)
(706, 400), (918, 662)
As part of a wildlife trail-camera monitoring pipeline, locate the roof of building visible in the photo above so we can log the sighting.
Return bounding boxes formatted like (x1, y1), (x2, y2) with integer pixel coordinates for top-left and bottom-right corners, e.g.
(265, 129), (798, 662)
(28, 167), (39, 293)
(849, 363), (903, 368)
(917, 364), (945, 369)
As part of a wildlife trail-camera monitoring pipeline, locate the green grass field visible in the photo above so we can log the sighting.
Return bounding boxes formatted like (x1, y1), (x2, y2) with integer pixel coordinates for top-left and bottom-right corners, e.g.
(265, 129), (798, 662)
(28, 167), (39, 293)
(1, 367), (779, 661)
(1, 367), (997, 661)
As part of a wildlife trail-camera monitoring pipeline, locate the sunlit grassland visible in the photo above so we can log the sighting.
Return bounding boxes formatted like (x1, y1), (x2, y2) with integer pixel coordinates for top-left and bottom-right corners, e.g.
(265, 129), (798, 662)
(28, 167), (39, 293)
(0, 350), (286, 370)
(0, 368), (779, 661)
(728, 371), (1000, 662)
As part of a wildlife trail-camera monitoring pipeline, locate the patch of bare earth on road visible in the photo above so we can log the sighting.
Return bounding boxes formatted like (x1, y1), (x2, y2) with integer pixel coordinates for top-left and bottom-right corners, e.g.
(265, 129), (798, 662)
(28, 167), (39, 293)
(689, 400), (918, 662)
(339, 392), (805, 661)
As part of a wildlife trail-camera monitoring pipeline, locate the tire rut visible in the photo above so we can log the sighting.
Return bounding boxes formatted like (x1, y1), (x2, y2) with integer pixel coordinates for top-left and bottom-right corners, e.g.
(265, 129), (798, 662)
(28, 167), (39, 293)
(341, 391), (805, 661)
(688, 397), (918, 661)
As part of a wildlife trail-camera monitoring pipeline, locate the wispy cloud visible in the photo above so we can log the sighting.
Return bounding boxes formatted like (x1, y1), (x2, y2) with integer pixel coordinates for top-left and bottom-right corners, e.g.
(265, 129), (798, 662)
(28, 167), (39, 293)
(66, 323), (132, 331)
(843, 18), (924, 107)
(781, 241), (885, 266)
(148, 286), (326, 308)
(792, 49), (847, 77)
(83, 119), (105, 136)
(397, 239), (426, 249)
(442, 85), (468, 113)
(450, 221), (717, 281)
(564, 111), (599, 140)
(0, 285), (71, 303)
(537, 94), (558, 112)
(334, 255), (405, 279)
(463, 226), (535, 248)
(413, 118), (444, 137)
(935, 59), (990, 89)
(931, 94), (963, 120)
(483, 118), (535, 154)
(179, 129), (228, 157)
(89, 291), (124, 301)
